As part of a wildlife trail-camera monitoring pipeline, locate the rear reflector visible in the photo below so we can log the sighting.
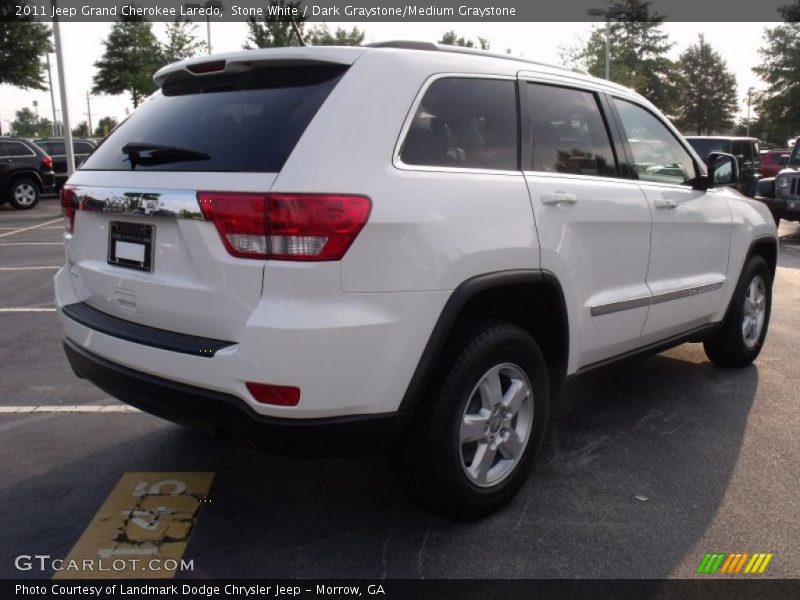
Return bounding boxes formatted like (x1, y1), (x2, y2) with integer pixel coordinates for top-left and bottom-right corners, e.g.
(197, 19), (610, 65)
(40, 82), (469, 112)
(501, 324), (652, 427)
(61, 186), (77, 233)
(197, 192), (371, 261)
(246, 382), (301, 406)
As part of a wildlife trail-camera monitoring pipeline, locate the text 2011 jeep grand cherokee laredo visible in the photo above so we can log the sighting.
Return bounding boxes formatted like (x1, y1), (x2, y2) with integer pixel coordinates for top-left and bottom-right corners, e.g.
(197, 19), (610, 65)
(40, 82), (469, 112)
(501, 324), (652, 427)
(55, 43), (778, 519)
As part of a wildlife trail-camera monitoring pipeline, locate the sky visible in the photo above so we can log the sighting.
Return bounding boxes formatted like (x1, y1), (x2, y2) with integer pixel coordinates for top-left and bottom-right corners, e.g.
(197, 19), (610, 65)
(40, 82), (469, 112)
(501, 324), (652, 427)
(0, 21), (777, 136)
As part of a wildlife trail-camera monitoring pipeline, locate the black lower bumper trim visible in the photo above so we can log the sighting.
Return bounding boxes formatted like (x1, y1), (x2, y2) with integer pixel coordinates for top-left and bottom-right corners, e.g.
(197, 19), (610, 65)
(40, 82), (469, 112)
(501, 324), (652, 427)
(61, 302), (234, 357)
(63, 339), (407, 457)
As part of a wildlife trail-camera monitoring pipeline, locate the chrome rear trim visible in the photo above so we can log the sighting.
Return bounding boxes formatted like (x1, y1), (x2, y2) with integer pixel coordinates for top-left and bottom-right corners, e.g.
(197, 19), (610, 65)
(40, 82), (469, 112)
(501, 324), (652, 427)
(71, 186), (205, 220)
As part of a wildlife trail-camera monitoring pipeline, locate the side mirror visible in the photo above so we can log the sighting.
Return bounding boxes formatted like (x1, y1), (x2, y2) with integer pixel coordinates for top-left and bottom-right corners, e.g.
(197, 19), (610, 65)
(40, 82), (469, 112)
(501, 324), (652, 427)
(779, 155), (790, 167)
(707, 152), (739, 187)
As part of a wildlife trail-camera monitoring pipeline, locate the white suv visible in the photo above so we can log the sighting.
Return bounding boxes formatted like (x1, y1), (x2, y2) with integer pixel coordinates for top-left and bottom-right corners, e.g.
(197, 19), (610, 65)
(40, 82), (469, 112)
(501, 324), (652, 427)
(55, 43), (778, 519)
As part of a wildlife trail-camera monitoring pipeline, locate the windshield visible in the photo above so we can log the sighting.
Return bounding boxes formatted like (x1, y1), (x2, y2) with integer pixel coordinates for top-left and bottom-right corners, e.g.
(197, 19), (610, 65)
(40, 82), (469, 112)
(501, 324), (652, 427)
(686, 138), (730, 160)
(81, 64), (347, 173)
(790, 141), (800, 168)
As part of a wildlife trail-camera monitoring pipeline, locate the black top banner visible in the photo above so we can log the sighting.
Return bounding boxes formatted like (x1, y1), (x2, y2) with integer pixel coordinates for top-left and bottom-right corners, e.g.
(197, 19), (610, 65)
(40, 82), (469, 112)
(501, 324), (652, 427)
(2, 0), (798, 22)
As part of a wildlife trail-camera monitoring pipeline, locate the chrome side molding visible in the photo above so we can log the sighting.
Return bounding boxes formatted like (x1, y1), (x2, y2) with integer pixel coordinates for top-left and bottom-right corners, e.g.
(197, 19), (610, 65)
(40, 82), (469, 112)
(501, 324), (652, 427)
(70, 186), (205, 220)
(591, 281), (725, 317)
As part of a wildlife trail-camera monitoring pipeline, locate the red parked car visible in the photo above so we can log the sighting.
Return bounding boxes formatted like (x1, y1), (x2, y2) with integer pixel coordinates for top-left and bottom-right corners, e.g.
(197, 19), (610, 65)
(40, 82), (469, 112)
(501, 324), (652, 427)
(760, 149), (791, 178)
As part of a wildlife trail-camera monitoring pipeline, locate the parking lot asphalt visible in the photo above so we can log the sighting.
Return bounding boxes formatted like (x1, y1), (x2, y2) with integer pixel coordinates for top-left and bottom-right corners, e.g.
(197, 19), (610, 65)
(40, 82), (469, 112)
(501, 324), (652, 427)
(1, 197), (799, 579)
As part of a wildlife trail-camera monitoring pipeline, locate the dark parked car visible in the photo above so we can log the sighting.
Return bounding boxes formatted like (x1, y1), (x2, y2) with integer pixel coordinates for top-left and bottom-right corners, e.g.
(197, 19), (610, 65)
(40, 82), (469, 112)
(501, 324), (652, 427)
(34, 138), (97, 190)
(756, 137), (800, 226)
(0, 137), (55, 210)
(685, 136), (761, 196)
(760, 149), (791, 179)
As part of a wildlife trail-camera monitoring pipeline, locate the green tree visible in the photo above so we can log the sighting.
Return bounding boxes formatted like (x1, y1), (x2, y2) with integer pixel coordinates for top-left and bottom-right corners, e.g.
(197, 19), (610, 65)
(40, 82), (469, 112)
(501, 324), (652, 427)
(94, 116), (119, 137)
(72, 121), (90, 137)
(10, 107), (50, 137)
(673, 34), (738, 135)
(752, 2), (800, 144)
(567, 0), (681, 115)
(244, 0), (306, 48)
(92, 11), (161, 108)
(306, 24), (365, 46)
(0, 1), (53, 90)
(439, 31), (490, 50)
(161, 19), (206, 63)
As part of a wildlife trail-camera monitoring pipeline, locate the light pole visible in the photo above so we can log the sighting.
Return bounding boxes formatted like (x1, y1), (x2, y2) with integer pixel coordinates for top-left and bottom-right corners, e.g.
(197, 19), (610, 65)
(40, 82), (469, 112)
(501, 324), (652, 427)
(587, 4), (628, 81)
(184, 0), (224, 54)
(46, 53), (58, 136)
(51, 4), (75, 177)
(746, 87), (754, 138)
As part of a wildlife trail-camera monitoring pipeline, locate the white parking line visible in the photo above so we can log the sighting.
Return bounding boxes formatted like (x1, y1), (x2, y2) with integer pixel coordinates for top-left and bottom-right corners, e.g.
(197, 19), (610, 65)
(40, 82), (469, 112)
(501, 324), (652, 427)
(0, 218), (62, 238)
(0, 308), (56, 312)
(0, 405), (140, 413)
(0, 266), (60, 271)
(0, 242), (62, 246)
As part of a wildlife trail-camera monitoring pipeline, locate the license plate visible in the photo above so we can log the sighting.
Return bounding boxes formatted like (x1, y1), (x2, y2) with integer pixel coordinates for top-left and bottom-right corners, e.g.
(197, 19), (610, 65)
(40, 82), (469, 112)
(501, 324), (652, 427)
(108, 221), (154, 272)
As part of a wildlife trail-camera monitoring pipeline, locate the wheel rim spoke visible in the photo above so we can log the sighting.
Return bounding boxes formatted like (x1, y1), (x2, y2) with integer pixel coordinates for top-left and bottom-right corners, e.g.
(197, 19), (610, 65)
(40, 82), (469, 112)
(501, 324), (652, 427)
(461, 413), (489, 443)
(502, 379), (528, 414)
(469, 442), (497, 485)
(499, 430), (524, 460)
(478, 367), (503, 409)
(742, 275), (767, 348)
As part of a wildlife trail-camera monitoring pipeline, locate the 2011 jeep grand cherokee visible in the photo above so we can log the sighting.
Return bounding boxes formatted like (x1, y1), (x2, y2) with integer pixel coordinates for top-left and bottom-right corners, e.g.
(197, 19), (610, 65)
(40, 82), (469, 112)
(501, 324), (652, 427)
(55, 43), (778, 519)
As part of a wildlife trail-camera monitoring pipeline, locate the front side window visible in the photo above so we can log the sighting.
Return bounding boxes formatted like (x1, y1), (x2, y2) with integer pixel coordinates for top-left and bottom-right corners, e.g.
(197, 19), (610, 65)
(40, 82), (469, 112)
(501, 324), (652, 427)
(526, 83), (618, 177)
(613, 98), (697, 186)
(400, 77), (518, 171)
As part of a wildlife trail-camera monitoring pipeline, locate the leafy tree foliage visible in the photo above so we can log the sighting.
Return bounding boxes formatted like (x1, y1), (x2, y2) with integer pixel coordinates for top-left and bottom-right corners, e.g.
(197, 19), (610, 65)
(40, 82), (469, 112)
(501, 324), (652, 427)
(439, 31), (490, 50)
(72, 121), (90, 137)
(0, 1), (52, 90)
(673, 35), (738, 135)
(752, 2), (800, 143)
(92, 12), (161, 107)
(94, 116), (119, 138)
(10, 107), (51, 137)
(161, 19), (206, 64)
(306, 24), (365, 46)
(568, 0), (681, 116)
(244, 1), (365, 48)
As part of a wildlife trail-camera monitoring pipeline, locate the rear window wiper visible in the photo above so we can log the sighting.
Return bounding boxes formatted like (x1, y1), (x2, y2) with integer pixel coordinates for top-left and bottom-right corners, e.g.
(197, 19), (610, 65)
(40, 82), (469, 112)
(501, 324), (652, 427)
(121, 142), (211, 169)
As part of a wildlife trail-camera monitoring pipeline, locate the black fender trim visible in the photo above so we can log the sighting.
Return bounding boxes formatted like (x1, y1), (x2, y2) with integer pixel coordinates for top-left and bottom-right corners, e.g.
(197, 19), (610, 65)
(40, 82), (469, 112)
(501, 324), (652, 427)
(6, 169), (44, 191)
(397, 269), (567, 413)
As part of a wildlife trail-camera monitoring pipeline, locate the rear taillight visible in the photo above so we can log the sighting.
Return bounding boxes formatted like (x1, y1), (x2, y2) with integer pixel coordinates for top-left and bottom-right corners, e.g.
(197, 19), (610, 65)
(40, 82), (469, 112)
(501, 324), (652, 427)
(41, 155), (53, 170)
(246, 382), (300, 406)
(61, 186), (76, 233)
(197, 192), (371, 261)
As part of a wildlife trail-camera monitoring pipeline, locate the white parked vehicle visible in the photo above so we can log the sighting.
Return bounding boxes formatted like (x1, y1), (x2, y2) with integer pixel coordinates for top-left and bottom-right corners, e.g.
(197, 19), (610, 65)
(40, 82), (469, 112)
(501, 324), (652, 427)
(55, 43), (778, 519)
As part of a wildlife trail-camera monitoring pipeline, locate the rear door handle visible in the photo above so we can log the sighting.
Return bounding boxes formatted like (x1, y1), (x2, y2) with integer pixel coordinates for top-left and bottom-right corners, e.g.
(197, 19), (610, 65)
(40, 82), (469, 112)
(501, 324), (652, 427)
(541, 192), (578, 206)
(653, 198), (677, 209)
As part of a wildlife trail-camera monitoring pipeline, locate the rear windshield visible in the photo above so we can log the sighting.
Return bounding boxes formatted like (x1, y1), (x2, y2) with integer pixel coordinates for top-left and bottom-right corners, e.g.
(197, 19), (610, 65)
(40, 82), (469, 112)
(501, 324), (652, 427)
(81, 64), (347, 173)
(686, 138), (730, 159)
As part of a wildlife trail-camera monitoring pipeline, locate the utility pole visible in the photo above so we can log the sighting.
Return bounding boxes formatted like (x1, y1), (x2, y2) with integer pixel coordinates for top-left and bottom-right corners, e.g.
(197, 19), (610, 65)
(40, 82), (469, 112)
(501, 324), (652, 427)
(85, 92), (93, 137)
(46, 53), (58, 136)
(52, 11), (75, 176)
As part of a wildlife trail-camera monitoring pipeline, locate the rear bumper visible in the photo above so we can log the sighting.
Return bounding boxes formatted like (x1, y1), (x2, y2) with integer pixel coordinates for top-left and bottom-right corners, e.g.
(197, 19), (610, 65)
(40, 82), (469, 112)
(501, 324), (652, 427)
(63, 339), (408, 457)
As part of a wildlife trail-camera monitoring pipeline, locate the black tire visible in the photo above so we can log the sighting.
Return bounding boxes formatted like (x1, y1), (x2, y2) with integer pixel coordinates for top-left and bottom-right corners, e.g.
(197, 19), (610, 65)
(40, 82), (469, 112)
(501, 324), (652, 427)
(703, 255), (772, 367)
(7, 178), (40, 210)
(395, 321), (549, 520)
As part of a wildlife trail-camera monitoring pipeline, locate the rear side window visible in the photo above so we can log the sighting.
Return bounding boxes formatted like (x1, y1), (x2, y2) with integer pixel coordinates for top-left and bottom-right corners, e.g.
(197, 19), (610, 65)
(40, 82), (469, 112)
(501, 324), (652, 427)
(1, 141), (35, 157)
(74, 142), (94, 154)
(81, 65), (347, 173)
(525, 83), (617, 177)
(400, 77), (518, 171)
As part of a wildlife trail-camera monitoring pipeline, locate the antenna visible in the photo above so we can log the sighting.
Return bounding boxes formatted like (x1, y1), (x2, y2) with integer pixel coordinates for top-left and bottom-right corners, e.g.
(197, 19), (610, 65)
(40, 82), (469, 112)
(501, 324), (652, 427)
(290, 20), (307, 47)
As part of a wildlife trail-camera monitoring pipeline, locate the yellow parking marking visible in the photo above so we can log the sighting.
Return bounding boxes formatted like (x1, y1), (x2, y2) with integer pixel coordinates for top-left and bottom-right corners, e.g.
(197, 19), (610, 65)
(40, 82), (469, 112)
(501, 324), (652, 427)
(54, 472), (214, 579)
(0, 218), (61, 238)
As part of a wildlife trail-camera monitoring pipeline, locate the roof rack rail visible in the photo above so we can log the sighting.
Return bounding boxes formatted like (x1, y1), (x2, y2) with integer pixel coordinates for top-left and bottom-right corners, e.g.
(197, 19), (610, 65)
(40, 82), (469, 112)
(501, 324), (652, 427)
(363, 40), (589, 75)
